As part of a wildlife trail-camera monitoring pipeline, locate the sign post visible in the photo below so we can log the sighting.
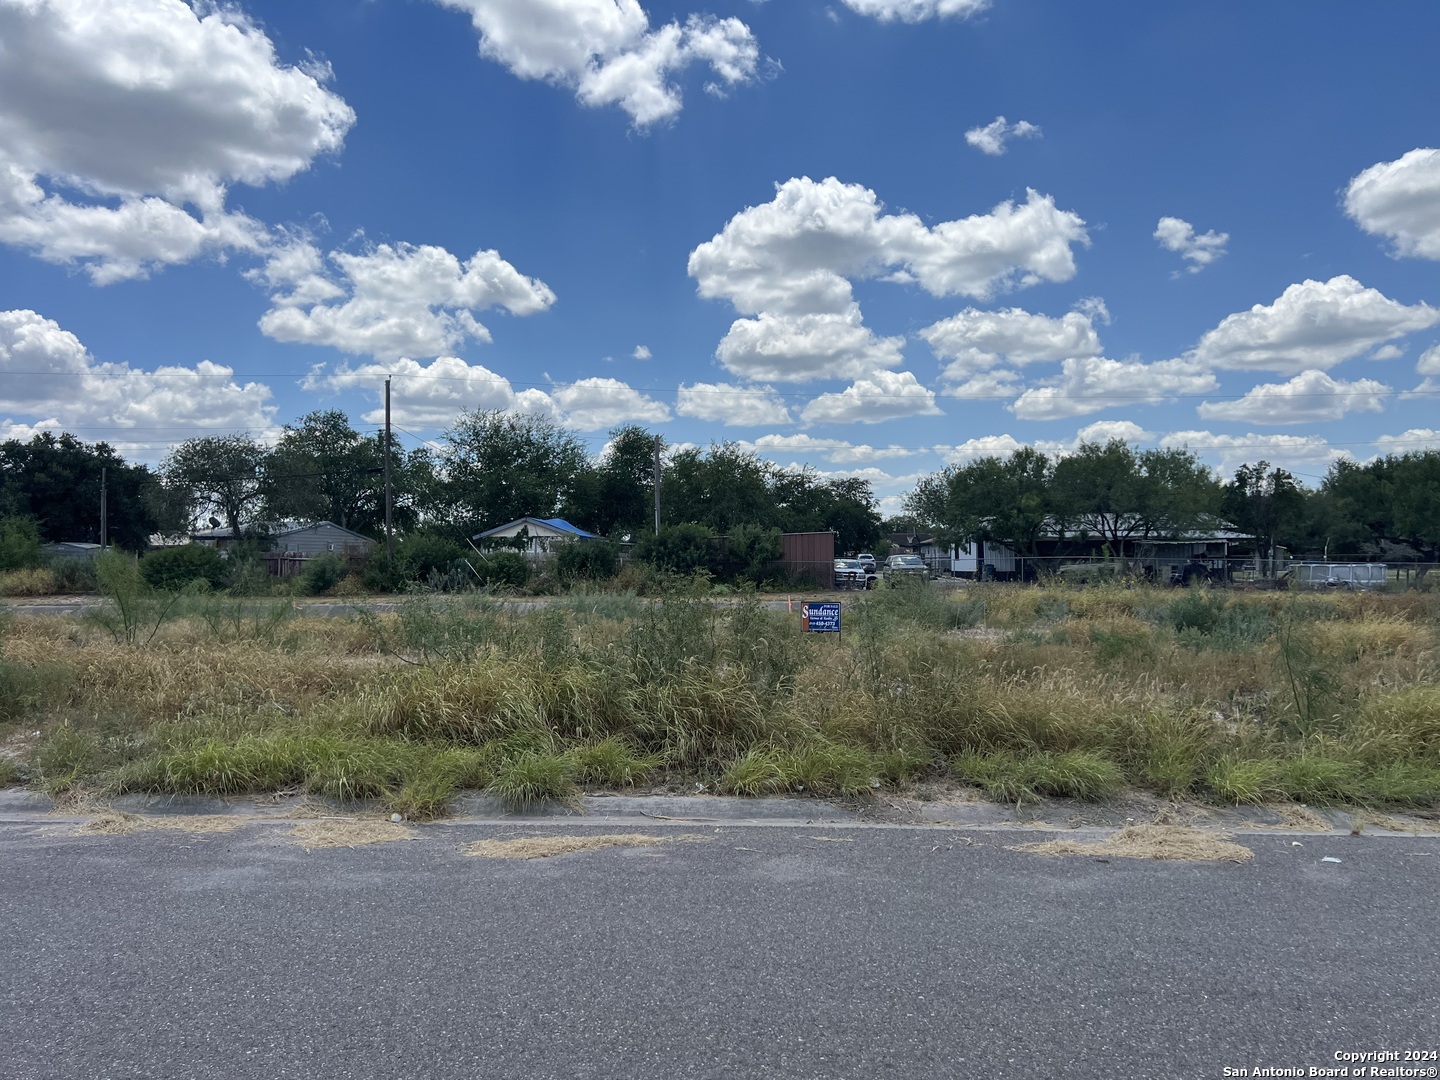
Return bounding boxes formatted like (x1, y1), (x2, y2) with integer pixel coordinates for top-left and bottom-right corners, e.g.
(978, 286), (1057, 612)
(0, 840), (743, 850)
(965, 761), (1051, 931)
(800, 601), (842, 642)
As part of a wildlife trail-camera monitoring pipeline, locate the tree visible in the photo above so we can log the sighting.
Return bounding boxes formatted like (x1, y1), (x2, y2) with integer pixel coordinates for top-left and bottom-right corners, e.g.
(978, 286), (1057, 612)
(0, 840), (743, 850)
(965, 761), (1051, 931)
(264, 411), (383, 533)
(0, 432), (159, 550)
(590, 425), (658, 536)
(162, 434), (270, 539)
(1222, 462), (1306, 563)
(907, 447), (1052, 554)
(662, 443), (777, 533)
(1050, 441), (1220, 548)
(440, 410), (589, 533)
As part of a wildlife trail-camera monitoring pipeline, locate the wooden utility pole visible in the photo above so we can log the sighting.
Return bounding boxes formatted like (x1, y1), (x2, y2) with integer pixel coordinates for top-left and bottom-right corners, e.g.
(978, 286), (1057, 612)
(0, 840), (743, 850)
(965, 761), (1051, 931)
(99, 467), (108, 550)
(384, 377), (394, 563)
(653, 437), (663, 533)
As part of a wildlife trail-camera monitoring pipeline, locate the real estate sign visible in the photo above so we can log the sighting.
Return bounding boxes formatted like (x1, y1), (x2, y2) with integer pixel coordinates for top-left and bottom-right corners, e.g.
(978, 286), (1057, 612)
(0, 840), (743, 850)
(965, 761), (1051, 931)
(801, 602), (841, 634)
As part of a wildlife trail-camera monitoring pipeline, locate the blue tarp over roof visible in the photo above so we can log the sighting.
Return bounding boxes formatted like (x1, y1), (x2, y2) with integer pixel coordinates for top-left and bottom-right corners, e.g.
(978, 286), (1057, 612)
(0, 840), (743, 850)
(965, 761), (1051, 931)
(473, 516), (600, 540)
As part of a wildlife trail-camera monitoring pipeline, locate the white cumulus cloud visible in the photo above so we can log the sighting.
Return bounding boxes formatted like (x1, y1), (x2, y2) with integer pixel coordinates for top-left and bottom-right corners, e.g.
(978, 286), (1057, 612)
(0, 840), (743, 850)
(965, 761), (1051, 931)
(1197, 370), (1390, 425)
(632, 344), (652, 360)
(1375, 429), (1440, 455)
(1159, 430), (1343, 477)
(690, 176), (1087, 382)
(839, 0), (989, 21)
(1185, 276), (1439, 374)
(964, 116), (1041, 156)
(0, 0), (354, 282)
(550, 377), (670, 429)
(743, 433), (921, 465)
(0, 309), (276, 450)
(921, 304), (1104, 381)
(1154, 216), (1229, 274)
(1010, 357), (1218, 421)
(800, 370), (941, 426)
(308, 355), (548, 428)
(434, 0), (761, 127)
(676, 382), (792, 426)
(1345, 148), (1440, 259)
(255, 240), (555, 361)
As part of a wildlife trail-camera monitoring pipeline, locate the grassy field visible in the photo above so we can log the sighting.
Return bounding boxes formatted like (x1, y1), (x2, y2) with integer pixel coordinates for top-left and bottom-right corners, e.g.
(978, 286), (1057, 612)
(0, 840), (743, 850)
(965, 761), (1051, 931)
(2, 582), (1438, 817)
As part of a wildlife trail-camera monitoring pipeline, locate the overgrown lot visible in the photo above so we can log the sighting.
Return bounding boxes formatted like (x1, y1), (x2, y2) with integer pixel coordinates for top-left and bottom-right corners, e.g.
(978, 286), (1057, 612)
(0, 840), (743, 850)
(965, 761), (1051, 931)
(3, 583), (1439, 817)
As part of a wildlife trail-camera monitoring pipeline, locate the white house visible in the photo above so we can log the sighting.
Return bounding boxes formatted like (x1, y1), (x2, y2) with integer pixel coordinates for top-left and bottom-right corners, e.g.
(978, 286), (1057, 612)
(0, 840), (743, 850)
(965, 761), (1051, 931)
(472, 517), (600, 555)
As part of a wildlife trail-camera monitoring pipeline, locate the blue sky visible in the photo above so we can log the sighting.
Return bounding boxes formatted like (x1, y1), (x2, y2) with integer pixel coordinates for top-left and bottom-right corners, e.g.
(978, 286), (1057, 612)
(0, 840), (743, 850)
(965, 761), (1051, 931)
(3, 0), (1440, 515)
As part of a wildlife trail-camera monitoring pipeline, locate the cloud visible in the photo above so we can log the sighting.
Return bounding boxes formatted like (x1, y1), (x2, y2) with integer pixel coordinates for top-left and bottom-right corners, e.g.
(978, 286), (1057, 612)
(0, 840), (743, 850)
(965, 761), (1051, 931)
(1375, 429), (1440, 455)
(310, 359), (663, 430)
(1369, 344), (1404, 361)
(1159, 430), (1343, 476)
(744, 433), (922, 465)
(1196, 370), (1390, 425)
(632, 345), (652, 360)
(800, 370), (941, 425)
(839, 0), (990, 21)
(0, 0), (354, 282)
(308, 355), (546, 427)
(0, 309), (276, 451)
(690, 176), (1087, 382)
(964, 116), (1041, 156)
(1344, 148), (1440, 259)
(434, 0), (761, 127)
(715, 306), (906, 382)
(1417, 344), (1440, 375)
(255, 240), (555, 361)
(1154, 216), (1229, 274)
(937, 434), (1027, 466)
(549, 377), (670, 429)
(676, 382), (792, 425)
(938, 368), (1022, 400)
(921, 304), (1104, 380)
(1010, 357), (1218, 420)
(1185, 276), (1439, 374)
(1072, 420), (1153, 445)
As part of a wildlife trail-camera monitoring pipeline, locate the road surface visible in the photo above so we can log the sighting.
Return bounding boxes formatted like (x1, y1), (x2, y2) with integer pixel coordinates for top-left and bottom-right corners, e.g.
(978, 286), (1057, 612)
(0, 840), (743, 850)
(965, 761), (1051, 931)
(3, 817), (1436, 1079)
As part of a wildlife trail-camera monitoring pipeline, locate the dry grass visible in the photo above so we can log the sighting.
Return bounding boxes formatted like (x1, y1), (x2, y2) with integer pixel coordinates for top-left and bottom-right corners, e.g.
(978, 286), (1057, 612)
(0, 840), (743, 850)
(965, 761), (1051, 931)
(1011, 823), (1255, 863)
(287, 819), (418, 849)
(1256, 804), (1334, 832)
(73, 810), (251, 836)
(461, 832), (701, 860)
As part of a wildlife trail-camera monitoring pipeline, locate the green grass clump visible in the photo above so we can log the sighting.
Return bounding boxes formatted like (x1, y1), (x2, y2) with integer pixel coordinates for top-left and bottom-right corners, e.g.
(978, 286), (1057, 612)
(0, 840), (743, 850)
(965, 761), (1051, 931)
(573, 738), (659, 788)
(488, 752), (578, 806)
(953, 750), (1124, 804)
(1204, 757), (1283, 804)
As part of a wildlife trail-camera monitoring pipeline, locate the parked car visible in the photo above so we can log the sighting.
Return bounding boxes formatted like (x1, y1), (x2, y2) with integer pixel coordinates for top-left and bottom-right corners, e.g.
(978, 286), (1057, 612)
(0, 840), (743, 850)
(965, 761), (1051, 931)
(882, 553), (929, 584)
(856, 553), (877, 572)
(834, 558), (874, 590)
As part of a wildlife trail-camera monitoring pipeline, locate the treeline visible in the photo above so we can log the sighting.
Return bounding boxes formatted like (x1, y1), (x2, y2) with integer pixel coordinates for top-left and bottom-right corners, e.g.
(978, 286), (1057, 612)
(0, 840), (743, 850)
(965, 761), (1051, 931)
(0, 409), (881, 562)
(905, 440), (1440, 562)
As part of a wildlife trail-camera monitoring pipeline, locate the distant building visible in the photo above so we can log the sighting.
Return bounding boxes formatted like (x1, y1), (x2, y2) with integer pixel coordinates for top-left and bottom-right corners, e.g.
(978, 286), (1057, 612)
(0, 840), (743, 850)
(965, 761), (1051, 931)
(472, 517), (600, 555)
(41, 541), (103, 560)
(269, 522), (376, 558)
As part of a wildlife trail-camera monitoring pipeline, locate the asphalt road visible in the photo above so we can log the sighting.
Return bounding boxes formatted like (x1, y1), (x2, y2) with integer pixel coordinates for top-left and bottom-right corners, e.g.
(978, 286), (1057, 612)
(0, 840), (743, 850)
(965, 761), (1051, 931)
(3, 821), (1437, 1080)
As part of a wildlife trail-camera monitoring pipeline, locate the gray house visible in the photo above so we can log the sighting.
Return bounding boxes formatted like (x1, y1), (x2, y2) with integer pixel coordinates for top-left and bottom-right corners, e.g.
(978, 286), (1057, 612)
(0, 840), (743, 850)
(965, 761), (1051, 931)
(270, 522), (376, 557)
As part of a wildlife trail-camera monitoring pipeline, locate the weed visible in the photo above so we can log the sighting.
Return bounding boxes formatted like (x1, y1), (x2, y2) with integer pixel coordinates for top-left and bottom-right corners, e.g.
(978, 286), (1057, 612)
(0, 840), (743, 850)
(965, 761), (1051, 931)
(573, 738), (658, 788)
(488, 751), (578, 806)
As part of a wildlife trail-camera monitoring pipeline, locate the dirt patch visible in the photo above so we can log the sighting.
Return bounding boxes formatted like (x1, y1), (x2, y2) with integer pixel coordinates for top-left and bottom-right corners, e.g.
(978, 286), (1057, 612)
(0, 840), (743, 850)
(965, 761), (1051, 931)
(73, 811), (251, 836)
(288, 820), (418, 850)
(462, 833), (702, 860)
(1010, 824), (1254, 863)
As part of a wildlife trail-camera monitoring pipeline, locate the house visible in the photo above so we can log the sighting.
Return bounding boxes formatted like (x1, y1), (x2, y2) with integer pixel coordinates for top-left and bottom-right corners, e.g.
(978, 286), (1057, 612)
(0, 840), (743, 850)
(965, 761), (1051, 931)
(269, 521), (376, 558)
(948, 529), (1252, 582)
(472, 517), (600, 556)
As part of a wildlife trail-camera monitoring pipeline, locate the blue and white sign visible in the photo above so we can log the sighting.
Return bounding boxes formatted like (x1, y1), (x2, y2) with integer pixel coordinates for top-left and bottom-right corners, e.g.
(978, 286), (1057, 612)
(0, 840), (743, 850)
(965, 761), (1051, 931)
(801, 602), (841, 634)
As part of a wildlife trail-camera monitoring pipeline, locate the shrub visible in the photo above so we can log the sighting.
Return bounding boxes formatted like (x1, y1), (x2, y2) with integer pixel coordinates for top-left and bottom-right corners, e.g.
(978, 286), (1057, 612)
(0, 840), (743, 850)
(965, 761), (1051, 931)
(225, 556), (271, 596)
(303, 552), (348, 596)
(46, 556), (98, 594)
(0, 567), (58, 596)
(635, 523), (716, 575)
(140, 544), (228, 591)
(556, 539), (618, 581)
(0, 517), (42, 572)
(472, 550), (529, 588)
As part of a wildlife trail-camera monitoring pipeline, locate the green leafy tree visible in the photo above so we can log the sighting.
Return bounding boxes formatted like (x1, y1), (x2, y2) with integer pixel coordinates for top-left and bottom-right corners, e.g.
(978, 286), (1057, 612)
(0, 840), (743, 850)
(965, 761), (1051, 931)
(0, 432), (159, 550)
(636, 523), (717, 575)
(162, 434), (271, 539)
(264, 411), (383, 532)
(439, 410), (589, 533)
(907, 447), (1053, 554)
(1051, 441), (1220, 547)
(663, 444), (776, 533)
(1222, 462), (1306, 560)
(589, 425), (659, 536)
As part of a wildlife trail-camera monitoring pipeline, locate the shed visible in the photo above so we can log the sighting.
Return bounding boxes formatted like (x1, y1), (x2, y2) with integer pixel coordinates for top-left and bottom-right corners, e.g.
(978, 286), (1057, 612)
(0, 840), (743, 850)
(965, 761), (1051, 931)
(41, 541), (103, 560)
(473, 517), (600, 555)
